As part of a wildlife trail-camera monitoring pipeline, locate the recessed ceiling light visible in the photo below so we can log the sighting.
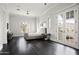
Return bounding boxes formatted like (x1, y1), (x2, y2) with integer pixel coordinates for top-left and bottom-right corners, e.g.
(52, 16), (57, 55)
(16, 8), (20, 11)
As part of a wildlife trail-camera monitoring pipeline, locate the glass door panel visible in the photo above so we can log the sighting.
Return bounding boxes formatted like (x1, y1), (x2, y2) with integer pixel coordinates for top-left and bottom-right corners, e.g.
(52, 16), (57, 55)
(65, 10), (75, 45)
(57, 14), (65, 41)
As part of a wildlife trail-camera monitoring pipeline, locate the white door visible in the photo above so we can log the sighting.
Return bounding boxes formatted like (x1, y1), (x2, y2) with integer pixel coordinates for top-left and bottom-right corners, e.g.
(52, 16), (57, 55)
(57, 7), (78, 48)
(57, 12), (65, 42)
(65, 10), (75, 45)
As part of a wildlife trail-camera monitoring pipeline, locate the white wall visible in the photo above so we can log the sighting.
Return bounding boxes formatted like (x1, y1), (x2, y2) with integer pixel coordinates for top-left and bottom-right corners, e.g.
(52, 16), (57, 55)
(37, 13), (57, 40)
(0, 5), (8, 44)
(0, 9), (3, 43)
(9, 14), (37, 36)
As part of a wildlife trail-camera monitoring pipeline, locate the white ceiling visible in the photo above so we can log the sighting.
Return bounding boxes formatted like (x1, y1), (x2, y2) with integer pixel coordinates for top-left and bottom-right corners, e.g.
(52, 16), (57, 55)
(1, 3), (58, 17)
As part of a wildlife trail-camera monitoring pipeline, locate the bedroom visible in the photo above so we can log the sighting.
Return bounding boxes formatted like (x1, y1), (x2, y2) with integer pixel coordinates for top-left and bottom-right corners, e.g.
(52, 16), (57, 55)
(0, 3), (79, 55)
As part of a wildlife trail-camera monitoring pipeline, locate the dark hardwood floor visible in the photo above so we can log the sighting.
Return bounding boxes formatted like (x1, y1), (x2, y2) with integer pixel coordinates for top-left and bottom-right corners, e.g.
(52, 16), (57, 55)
(0, 37), (79, 55)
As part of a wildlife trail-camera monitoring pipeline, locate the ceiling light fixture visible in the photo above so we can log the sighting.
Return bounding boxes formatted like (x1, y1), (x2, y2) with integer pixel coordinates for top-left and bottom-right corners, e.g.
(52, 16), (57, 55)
(16, 8), (20, 11)
(44, 3), (47, 5)
(16, 5), (21, 11)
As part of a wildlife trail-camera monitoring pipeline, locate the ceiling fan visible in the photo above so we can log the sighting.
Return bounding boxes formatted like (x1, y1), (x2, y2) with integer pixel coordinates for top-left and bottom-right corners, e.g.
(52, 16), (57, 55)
(26, 10), (29, 15)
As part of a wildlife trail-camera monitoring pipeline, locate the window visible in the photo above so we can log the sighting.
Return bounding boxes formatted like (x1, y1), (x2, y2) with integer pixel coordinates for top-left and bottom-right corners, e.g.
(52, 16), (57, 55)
(70, 10), (74, 18)
(66, 10), (74, 19)
(66, 10), (75, 24)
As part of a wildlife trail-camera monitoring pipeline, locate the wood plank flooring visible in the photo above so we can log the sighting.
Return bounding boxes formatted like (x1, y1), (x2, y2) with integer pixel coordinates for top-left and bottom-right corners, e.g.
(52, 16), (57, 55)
(0, 37), (79, 55)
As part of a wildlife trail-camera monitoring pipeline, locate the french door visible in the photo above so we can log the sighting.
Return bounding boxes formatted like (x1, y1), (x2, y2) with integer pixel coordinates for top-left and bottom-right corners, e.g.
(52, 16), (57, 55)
(57, 8), (77, 47)
(57, 13), (65, 41)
